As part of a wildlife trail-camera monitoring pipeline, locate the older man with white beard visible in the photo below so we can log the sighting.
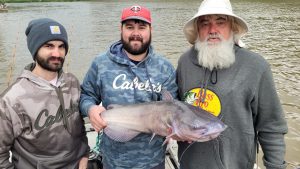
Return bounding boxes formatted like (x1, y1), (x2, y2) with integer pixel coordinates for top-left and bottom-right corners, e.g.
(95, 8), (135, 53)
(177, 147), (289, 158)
(176, 0), (288, 169)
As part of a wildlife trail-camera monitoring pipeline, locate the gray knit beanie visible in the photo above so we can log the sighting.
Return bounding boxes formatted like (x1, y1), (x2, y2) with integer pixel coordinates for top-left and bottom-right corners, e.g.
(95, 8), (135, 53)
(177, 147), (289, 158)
(25, 18), (69, 60)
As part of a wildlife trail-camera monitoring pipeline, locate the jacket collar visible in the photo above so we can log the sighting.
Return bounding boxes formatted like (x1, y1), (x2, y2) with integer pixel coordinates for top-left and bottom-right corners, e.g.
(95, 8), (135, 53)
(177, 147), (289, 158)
(108, 40), (153, 66)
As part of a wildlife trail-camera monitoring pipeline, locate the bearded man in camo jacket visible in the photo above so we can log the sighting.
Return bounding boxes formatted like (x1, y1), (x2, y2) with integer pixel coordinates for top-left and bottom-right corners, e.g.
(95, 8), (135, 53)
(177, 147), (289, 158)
(80, 5), (177, 169)
(0, 18), (89, 169)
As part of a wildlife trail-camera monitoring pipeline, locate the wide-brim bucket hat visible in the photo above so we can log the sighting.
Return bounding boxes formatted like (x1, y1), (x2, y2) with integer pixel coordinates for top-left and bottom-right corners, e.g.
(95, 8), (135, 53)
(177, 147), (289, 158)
(184, 0), (249, 44)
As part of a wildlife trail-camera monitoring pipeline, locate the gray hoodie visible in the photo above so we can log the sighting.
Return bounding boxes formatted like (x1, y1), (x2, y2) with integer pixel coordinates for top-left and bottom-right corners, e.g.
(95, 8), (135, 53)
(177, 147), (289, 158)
(0, 63), (89, 169)
(176, 45), (288, 169)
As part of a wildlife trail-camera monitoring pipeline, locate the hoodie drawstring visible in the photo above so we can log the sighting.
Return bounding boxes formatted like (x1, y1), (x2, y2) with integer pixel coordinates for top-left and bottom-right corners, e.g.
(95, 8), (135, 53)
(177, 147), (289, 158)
(128, 63), (157, 103)
(198, 68), (218, 104)
(199, 68), (209, 103)
(55, 87), (70, 133)
(127, 67), (138, 104)
(145, 63), (158, 101)
(210, 69), (218, 84)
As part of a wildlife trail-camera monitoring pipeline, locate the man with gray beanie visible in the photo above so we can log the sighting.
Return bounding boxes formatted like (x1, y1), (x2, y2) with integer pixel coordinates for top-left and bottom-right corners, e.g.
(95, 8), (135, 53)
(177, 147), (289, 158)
(0, 18), (89, 169)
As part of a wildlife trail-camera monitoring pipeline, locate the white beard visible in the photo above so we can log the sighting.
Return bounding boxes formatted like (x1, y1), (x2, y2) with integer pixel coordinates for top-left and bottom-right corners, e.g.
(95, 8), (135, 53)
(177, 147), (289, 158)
(195, 34), (235, 71)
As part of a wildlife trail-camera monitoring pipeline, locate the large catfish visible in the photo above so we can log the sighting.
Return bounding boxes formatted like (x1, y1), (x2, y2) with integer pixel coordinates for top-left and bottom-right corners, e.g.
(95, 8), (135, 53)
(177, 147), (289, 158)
(101, 94), (227, 143)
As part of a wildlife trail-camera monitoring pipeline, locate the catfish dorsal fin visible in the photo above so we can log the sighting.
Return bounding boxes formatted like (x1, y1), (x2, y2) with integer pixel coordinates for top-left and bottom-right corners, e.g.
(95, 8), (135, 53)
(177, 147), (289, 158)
(161, 90), (173, 101)
(107, 104), (122, 110)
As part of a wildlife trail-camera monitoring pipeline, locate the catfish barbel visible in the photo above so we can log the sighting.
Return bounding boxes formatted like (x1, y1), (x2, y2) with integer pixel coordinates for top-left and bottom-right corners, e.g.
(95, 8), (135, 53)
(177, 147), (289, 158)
(101, 99), (227, 143)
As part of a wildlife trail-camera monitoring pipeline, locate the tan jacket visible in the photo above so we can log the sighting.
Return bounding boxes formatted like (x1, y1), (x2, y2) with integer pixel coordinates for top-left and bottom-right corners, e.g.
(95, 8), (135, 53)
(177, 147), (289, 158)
(0, 63), (89, 169)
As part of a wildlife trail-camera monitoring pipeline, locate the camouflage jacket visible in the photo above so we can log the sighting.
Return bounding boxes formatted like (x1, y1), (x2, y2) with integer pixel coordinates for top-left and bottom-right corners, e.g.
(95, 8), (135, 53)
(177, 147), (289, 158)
(0, 63), (89, 169)
(80, 41), (178, 168)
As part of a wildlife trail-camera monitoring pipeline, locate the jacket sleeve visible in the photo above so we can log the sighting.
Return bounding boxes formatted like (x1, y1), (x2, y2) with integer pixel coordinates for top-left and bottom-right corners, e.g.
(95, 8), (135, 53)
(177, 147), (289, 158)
(79, 60), (102, 117)
(163, 64), (178, 100)
(72, 76), (91, 157)
(0, 99), (15, 169)
(254, 66), (288, 169)
(176, 55), (184, 100)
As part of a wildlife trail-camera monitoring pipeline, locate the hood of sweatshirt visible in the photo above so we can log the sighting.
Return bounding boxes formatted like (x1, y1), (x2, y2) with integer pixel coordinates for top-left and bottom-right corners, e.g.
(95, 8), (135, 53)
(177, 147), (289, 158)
(108, 40), (154, 67)
(18, 63), (65, 90)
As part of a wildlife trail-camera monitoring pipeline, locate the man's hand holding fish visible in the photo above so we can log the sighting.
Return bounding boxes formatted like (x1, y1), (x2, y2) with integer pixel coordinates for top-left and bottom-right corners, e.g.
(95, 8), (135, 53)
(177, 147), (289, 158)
(88, 105), (107, 132)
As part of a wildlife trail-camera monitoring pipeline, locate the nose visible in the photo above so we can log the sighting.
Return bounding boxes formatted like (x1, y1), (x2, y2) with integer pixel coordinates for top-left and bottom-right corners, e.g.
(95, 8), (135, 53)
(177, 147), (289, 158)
(131, 27), (141, 36)
(208, 23), (218, 34)
(51, 48), (61, 57)
(131, 31), (138, 37)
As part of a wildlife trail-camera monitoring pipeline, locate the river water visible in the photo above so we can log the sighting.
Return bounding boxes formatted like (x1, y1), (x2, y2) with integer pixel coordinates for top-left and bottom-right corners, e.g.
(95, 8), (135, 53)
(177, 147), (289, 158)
(0, 0), (299, 168)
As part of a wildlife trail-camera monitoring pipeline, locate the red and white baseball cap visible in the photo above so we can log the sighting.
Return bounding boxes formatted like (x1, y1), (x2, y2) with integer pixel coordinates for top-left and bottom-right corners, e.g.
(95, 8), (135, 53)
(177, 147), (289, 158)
(121, 5), (151, 24)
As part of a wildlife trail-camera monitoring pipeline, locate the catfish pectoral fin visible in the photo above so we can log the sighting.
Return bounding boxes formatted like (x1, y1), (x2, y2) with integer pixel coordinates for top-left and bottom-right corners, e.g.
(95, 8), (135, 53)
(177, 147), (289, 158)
(104, 126), (140, 142)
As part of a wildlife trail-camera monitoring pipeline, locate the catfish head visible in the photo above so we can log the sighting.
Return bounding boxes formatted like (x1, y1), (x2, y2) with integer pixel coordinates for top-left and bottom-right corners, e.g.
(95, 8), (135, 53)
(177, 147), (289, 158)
(168, 100), (227, 142)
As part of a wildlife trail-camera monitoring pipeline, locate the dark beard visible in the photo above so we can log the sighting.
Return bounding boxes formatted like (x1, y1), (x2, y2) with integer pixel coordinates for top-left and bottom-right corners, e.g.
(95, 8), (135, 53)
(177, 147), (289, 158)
(121, 34), (151, 55)
(35, 55), (64, 72)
